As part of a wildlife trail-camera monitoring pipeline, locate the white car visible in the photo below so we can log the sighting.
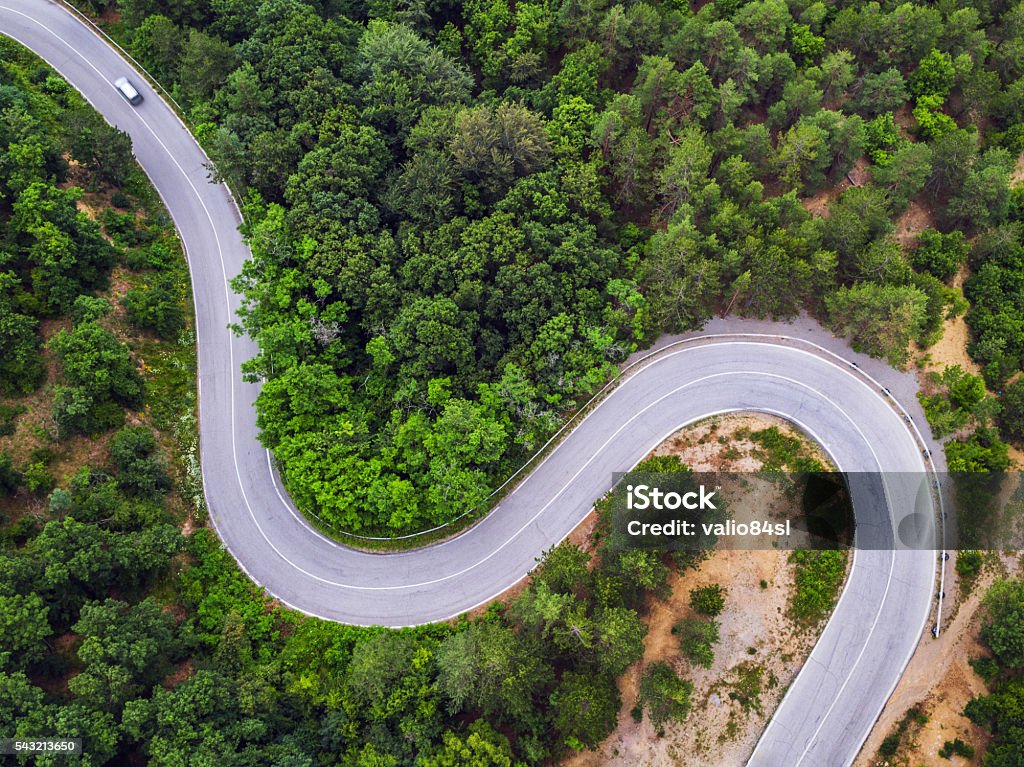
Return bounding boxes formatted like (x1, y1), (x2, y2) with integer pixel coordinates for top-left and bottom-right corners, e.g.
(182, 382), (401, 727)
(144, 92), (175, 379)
(114, 77), (142, 105)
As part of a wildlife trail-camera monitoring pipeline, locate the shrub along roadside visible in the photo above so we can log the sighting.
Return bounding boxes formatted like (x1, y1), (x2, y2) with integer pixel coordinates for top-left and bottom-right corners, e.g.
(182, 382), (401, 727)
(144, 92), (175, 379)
(789, 549), (847, 625)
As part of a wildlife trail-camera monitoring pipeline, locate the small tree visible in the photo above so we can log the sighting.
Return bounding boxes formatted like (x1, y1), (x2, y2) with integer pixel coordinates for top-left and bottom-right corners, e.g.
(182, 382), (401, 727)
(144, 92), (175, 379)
(108, 426), (169, 498)
(122, 276), (185, 340)
(825, 283), (928, 367)
(550, 672), (620, 750)
(980, 578), (1024, 668)
(674, 617), (719, 668)
(909, 49), (955, 99)
(999, 380), (1024, 443)
(639, 661), (693, 729)
(912, 229), (967, 281)
(689, 585), (726, 617)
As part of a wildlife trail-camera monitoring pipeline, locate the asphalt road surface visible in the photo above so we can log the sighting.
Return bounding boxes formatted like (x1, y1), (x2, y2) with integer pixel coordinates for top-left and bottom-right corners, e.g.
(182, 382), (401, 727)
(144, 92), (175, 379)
(1, 4), (938, 765)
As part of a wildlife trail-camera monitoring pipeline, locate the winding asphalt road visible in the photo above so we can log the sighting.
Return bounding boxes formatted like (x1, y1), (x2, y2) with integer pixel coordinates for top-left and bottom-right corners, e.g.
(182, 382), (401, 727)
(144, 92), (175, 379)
(1, 4), (940, 765)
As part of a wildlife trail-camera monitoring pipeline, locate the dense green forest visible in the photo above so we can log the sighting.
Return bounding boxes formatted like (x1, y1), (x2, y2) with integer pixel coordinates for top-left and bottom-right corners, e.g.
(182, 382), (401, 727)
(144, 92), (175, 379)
(0, 97), (688, 764)
(87, 0), (1024, 537)
(3, 0), (1024, 761)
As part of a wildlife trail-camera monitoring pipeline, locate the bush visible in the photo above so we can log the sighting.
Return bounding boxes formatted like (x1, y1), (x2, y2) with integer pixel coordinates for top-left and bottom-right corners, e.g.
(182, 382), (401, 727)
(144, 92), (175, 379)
(689, 585), (726, 617)
(638, 661), (693, 728)
(674, 617), (719, 668)
(969, 656), (999, 684)
(71, 295), (112, 325)
(0, 295), (44, 395)
(918, 365), (988, 438)
(938, 738), (974, 759)
(999, 379), (1024, 444)
(3, 516), (40, 546)
(109, 426), (169, 498)
(789, 549), (846, 623)
(0, 404), (24, 437)
(53, 385), (125, 437)
(726, 662), (764, 712)
(23, 462), (55, 496)
(101, 208), (149, 247)
(980, 578), (1024, 668)
(750, 426), (803, 469)
(125, 241), (176, 271)
(950, 371), (986, 410)
(122, 276), (185, 340)
(956, 550), (983, 578)
(0, 452), (22, 496)
(110, 190), (132, 209)
(912, 229), (967, 281)
(946, 428), (1011, 472)
(879, 733), (900, 757)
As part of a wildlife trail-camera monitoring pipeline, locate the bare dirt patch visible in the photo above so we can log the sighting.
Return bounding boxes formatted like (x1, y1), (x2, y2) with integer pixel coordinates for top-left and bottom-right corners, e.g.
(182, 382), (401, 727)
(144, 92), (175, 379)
(163, 659), (195, 689)
(647, 413), (831, 474)
(1007, 443), (1024, 469)
(562, 413), (840, 767)
(801, 158), (869, 217)
(914, 265), (980, 379)
(894, 200), (934, 248)
(894, 104), (916, 132)
(917, 314), (980, 378)
(1011, 154), (1024, 187)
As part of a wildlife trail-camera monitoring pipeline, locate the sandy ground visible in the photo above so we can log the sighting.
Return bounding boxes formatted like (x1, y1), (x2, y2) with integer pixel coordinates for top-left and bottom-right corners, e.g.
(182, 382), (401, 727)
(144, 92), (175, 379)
(894, 200), (935, 248)
(854, 554), (1020, 767)
(1012, 154), (1024, 186)
(647, 413), (832, 473)
(919, 313), (980, 377)
(914, 265), (980, 378)
(801, 158), (869, 218)
(563, 413), (840, 767)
